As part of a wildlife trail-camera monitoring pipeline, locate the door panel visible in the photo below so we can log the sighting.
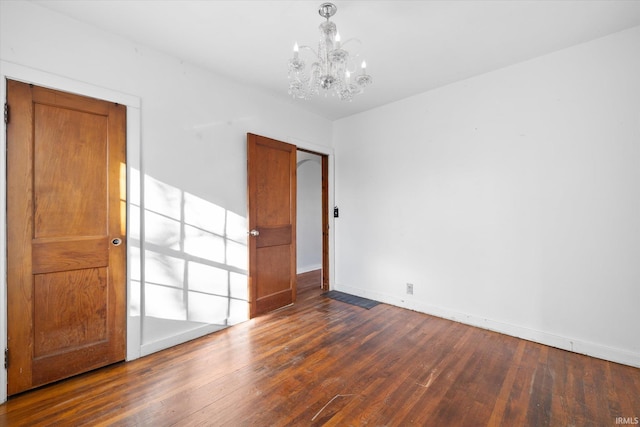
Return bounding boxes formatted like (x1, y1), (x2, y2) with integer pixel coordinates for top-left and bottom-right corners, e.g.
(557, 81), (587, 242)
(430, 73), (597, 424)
(33, 268), (109, 357)
(256, 225), (292, 248)
(247, 133), (296, 317)
(6, 80), (126, 395)
(33, 103), (108, 237)
(32, 238), (108, 274)
(256, 245), (292, 298)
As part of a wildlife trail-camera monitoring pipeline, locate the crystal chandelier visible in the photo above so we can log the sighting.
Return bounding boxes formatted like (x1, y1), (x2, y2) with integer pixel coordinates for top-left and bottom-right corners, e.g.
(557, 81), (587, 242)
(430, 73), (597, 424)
(288, 2), (372, 101)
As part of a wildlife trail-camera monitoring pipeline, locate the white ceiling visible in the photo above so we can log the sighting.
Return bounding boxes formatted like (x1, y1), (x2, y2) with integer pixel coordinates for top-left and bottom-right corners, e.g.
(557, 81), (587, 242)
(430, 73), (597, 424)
(32, 0), (640, 121)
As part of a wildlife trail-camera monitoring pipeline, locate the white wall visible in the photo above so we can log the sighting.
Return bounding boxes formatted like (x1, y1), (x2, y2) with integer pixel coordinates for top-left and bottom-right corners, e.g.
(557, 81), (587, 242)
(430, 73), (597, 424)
(0, 0), (333, 401)
(297, 152), (323, 273)
(333, 26), (640, 367)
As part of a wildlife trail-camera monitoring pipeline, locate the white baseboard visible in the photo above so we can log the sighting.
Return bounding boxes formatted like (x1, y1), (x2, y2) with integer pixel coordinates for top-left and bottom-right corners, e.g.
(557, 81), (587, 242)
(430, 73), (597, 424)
(297, 264), (322, 274)
(335, 283), (640, 368)
(140, 323), (227, 357)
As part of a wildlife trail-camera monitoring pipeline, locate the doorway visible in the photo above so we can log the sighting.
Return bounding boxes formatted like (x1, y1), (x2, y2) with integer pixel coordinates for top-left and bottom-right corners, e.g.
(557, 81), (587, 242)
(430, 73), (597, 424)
(296, 149), (329, 293)
(246, 134), (330, 318)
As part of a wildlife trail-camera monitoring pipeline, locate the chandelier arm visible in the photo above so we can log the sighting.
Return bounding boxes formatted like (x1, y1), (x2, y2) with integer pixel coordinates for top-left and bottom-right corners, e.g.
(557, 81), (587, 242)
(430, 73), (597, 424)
(297, 44), (319, 57)
(340, 39), (363, 64)
(340, 38), (363, 48)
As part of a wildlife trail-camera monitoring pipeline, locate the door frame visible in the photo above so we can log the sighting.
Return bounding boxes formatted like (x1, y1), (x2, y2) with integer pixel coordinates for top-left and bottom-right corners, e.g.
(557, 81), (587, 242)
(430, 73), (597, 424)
(0, 61), (142, 404)
(281, 139), (334, 293)
(247, 136), (334, 318)
(297, 148), (331, 291)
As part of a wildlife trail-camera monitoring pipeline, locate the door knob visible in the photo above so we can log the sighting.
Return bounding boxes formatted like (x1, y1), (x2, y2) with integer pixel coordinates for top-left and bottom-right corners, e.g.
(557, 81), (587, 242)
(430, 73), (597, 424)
(111, 238), (122, 246)
(249, 229), (260, 237)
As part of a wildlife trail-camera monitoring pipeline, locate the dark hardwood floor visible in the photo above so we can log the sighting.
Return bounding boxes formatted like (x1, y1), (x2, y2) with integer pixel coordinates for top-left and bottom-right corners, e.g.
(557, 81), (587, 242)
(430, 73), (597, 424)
(1, 270), (638, 426)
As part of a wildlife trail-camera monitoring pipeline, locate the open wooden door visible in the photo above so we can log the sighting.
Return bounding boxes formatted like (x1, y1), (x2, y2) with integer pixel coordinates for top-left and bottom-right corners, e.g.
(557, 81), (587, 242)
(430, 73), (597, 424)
(6, 80), (126, 395)
(247, 133), (296, 318)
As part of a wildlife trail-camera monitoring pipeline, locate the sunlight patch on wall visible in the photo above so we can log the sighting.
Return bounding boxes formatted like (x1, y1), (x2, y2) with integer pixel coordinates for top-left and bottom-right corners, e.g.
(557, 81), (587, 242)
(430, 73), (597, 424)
(132, 172), (249, 347)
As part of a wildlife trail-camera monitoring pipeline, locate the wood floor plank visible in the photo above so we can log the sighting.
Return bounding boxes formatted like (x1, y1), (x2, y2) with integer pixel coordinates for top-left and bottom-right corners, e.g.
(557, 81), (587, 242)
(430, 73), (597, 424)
(1, 281), (638, 426)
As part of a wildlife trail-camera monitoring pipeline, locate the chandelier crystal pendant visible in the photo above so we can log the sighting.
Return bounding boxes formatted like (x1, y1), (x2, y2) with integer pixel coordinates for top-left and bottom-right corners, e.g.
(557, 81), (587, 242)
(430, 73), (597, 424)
(288, 2), (372, 101)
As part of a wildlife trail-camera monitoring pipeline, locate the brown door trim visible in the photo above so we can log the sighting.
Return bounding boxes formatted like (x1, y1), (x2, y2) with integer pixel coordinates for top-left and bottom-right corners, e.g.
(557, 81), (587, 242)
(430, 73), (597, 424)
(321, 153), (329, 291)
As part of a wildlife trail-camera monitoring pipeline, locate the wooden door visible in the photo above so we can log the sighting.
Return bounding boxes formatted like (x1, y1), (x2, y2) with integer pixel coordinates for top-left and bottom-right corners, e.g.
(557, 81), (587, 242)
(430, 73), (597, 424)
(247, 133), (296, 318)
(6, 80), (126, 395)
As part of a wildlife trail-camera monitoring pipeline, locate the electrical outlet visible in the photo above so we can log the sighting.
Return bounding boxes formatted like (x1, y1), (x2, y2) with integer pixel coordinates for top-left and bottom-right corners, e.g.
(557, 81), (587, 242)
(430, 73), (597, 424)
(406, 283), (414, 295)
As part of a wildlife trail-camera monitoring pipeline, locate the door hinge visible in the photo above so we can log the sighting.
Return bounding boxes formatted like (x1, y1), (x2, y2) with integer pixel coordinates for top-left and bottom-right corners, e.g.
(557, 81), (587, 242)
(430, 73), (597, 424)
(4, 103), (8, 125)
(4, 348), (8, 370)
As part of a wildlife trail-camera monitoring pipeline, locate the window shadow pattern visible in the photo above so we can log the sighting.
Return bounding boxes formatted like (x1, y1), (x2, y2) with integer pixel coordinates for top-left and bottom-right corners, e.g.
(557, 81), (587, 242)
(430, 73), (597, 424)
(129, 170), (248, 348)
